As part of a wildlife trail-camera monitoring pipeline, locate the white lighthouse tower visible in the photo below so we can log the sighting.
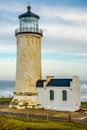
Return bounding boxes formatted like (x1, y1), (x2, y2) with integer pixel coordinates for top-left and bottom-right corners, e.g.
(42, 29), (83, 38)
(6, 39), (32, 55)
(10, 5), (43, 109)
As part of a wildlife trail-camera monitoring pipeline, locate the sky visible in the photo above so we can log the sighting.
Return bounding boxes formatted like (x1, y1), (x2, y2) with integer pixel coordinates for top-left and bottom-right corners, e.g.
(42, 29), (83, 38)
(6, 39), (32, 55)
(0, 0), (87, 80)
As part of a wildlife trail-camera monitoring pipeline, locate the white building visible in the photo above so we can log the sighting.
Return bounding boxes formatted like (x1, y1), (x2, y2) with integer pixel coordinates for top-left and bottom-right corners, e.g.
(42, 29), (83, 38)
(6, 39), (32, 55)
(37, 75), (81, 112)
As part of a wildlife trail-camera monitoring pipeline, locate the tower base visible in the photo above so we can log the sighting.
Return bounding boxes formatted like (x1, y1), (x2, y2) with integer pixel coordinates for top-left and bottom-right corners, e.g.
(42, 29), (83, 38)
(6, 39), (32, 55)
(9, 95), (41, 109)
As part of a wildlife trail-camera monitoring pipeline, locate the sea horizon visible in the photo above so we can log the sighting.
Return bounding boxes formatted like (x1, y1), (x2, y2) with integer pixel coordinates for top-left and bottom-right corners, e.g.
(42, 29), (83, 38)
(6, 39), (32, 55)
(0, 80), (87, 102)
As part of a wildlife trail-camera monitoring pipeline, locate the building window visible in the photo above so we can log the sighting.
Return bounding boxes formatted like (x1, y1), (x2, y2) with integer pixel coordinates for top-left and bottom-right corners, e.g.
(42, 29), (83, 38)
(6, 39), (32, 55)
(50, 90), (54, 100)
(62, 90), (67, 101)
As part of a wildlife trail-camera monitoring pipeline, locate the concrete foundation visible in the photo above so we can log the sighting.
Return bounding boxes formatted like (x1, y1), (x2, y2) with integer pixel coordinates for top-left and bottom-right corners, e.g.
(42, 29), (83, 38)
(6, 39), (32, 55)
(9, 94), (41, 109)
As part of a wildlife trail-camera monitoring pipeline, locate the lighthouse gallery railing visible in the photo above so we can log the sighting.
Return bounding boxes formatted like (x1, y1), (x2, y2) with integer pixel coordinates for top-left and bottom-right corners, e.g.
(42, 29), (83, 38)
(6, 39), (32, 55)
(15, 28), (43, 36)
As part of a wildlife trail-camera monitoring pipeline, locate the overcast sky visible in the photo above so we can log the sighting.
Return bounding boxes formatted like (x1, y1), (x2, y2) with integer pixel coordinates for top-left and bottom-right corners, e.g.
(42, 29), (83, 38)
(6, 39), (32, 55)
(0, 0), (87, 80)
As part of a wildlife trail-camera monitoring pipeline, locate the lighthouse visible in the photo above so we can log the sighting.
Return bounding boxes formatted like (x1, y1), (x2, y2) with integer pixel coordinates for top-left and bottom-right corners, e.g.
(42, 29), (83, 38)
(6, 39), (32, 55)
(10, 5), (43, 109)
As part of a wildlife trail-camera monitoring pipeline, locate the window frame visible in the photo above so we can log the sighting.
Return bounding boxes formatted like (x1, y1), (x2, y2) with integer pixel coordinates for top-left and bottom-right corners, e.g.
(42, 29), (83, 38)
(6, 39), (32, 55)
(49, 90), (54, 101)
(62, 90), (67, 101)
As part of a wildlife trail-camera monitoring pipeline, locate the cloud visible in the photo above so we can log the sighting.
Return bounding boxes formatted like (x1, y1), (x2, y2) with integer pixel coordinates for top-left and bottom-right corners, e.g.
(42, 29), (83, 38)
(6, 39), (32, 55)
(0, 45), (16, 54)
(42, 49), (87, 56)
(0, 3), (87, 55)
(36, 5), (87, 55)
(39, 5), (87, 21)
(38, 0), (87, 7)
(44, 24), (87, 40)
(0, 25), (16, 36)
(54, 16), (87, 28)
(0, 1), (25, 13)
(42, 35), (87, 55)
(0, 61), (16, 80)
(0, 59), (16, 62)
(42, 59), (87, 80)
(0, 17), (16, 24)
(42, 51), (87, 62)
(0, 45), (16, 64)
(0, 19), (17, 45)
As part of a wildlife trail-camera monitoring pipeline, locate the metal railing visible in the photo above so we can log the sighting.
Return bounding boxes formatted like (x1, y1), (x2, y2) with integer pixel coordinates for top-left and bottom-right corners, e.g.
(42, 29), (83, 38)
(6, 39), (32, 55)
(15, 27), (43, 36)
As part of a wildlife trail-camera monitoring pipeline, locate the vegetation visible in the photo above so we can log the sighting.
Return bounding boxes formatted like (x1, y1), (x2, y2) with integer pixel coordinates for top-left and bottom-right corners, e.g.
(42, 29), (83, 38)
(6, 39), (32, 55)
(81, 102), (87, 107)
(0, 97), (12, 102)
(0, 98), (87, 129)
(0, 115), (87, 130)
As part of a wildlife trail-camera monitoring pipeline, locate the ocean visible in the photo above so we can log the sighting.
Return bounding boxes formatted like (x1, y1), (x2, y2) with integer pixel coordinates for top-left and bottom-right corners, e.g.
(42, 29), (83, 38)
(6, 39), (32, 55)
(0, 80), (87, 102)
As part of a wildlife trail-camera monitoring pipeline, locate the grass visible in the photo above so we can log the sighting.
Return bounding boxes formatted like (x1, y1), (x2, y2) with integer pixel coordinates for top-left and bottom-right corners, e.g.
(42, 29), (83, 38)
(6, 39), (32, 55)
(0, 97), (12, 102)
(81, 102), (87, 107)
(0, 98), (87, 129)
(0, 115), (87, 130)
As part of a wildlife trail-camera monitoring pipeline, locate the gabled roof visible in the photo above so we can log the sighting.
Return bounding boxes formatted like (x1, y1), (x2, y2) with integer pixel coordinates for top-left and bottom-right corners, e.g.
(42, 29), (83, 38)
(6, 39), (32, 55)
(36, 80), (46, 87)
(47, 79), (72, 87)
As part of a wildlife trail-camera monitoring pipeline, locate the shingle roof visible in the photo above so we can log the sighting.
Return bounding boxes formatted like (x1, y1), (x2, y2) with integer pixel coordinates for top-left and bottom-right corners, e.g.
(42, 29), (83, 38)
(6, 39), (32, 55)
(47, 79), (72, 87)
(36, 80), (46, 87)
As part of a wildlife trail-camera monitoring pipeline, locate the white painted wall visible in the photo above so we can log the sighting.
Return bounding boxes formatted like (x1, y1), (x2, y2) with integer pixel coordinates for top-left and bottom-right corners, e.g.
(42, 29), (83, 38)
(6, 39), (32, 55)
(37, 76), (81, 112)
(37, 87), (74, 111)
(71, 77), (81, 111)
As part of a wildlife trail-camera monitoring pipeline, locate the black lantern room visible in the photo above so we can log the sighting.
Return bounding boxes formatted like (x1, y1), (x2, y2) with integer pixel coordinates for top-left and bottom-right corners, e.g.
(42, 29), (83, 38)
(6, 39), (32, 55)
(15, 5), (42, 36)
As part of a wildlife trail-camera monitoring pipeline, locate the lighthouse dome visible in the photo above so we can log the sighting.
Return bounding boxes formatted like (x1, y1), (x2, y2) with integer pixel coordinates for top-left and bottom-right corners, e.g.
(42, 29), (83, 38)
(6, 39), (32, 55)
(19, 5), (39, 19)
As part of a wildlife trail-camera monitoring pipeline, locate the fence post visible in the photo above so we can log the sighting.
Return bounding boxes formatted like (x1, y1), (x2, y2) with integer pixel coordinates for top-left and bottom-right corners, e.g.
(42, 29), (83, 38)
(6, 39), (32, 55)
(47, 114), (48, 120)
(69, 113), (71, 123)
(27, 111), (28, 119)
(9, 111), (10, 116)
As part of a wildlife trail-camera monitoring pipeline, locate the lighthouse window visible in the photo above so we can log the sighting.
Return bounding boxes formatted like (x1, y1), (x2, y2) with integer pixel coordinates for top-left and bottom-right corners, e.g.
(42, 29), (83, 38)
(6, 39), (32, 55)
(20, 16), (39, 32)
(19, 17), (38, 32)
